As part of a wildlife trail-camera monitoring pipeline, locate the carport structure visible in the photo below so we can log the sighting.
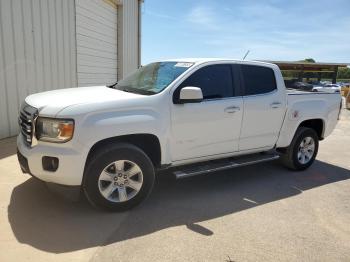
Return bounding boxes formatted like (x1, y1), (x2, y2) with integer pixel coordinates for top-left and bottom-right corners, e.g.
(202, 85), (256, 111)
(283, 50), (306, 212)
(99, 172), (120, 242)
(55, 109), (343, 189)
(265, 61), (349, 83)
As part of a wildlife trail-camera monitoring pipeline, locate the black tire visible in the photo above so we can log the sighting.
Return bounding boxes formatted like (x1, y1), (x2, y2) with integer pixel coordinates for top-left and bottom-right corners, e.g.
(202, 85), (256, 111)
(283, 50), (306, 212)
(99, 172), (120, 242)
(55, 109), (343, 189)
(83, 143), (155, 211)
(280, 127), (319, 171)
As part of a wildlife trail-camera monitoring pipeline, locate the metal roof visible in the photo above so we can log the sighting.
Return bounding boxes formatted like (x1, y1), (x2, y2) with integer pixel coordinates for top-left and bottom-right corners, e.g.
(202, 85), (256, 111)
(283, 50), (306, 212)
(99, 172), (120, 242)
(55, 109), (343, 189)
(260, 61), (349, 72)
(263, 60), (349, 67)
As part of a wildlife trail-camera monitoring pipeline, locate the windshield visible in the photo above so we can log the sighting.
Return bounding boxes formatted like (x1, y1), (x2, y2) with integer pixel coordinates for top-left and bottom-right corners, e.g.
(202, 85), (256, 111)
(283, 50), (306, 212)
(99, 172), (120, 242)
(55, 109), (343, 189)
(112, 62), (193, 95)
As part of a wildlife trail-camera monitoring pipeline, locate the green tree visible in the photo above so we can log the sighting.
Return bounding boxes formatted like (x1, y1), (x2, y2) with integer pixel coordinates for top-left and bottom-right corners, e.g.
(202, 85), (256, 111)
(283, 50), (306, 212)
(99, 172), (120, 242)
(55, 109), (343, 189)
(299, 58), (316, 63)
(337, 67), (350, 79)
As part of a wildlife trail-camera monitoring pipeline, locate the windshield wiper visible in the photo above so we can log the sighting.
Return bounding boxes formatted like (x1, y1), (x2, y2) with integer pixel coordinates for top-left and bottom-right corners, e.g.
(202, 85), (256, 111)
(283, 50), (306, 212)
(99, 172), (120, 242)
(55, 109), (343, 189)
(137, 90), (157, 95)
(121, 88), (134, 93)
(116, 86), (156, 95)
(106, 81), (118, 88)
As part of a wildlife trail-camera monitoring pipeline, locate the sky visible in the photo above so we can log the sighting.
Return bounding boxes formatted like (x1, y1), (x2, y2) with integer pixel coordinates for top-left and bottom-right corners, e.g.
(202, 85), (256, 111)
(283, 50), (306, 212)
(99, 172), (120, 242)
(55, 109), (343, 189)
(141, 0), (350, 64)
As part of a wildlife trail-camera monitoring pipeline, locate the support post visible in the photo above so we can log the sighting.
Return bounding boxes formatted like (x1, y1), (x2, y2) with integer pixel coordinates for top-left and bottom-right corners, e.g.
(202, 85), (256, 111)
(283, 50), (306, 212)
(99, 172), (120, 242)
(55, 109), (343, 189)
(298, 66), (304, 82)
(332, 66), (338, 84)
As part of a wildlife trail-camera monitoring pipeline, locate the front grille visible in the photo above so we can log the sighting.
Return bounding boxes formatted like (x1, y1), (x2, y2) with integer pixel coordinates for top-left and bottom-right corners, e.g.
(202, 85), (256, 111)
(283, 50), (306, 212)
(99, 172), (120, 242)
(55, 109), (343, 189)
(19, 103), (38, 147)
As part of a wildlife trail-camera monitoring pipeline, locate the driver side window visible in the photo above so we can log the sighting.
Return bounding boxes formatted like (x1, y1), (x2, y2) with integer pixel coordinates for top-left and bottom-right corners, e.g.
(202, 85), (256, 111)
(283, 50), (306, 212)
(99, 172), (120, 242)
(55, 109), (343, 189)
(175, 64), (234, 101)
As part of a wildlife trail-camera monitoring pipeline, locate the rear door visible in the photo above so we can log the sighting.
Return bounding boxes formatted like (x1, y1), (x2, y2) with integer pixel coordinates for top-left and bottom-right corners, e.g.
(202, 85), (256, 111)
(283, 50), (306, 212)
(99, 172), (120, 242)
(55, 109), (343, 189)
(239, 64), (286, 151)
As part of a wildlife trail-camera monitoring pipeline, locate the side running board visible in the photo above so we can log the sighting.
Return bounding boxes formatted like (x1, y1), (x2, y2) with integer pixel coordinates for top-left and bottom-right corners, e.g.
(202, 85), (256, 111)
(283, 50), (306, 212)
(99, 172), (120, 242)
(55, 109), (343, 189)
(173, 153), (280, 179)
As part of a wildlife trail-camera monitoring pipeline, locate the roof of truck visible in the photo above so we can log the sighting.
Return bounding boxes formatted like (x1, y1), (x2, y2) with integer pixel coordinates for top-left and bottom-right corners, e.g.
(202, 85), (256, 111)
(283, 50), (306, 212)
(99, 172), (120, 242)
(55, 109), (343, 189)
(160, 58), (350, 69)
(162, 58), (275, 66)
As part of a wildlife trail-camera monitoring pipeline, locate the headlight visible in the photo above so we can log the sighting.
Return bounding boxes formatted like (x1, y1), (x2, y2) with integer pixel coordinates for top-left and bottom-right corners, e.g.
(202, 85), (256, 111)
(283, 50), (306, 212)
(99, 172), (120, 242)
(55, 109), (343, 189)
(35, 117), (74, 143)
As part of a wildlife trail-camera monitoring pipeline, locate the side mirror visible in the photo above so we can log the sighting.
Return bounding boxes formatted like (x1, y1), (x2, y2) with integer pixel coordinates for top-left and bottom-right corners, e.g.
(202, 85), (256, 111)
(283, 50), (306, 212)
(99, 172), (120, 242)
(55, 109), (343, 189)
(178, 86), (203, 103)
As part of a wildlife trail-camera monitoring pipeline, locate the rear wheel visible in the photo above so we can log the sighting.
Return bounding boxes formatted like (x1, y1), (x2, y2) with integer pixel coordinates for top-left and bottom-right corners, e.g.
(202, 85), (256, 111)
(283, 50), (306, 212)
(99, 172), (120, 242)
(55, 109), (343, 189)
(280, 127), (319, 170)
(83, 143), (155, 211)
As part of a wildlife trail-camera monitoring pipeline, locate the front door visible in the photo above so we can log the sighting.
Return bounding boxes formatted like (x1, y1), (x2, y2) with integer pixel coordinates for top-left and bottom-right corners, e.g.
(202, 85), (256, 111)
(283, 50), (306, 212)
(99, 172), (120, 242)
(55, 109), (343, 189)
(170, 64), (243, 162)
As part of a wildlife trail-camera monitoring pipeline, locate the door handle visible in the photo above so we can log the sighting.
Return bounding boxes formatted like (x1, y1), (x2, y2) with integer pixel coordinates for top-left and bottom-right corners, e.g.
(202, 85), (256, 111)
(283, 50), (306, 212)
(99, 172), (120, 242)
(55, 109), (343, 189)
(224, 106), (240, 113)
(270, 102), (282, 109)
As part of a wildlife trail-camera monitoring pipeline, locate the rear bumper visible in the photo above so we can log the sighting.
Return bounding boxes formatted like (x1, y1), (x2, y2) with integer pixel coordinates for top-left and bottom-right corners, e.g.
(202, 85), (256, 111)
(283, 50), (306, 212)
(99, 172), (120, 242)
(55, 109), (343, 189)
(17, 134), (88, 186)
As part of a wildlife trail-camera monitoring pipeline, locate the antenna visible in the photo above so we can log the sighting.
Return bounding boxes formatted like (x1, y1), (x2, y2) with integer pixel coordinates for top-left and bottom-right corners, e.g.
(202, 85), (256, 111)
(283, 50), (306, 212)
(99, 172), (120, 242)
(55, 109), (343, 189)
(242, 50), (250, 60)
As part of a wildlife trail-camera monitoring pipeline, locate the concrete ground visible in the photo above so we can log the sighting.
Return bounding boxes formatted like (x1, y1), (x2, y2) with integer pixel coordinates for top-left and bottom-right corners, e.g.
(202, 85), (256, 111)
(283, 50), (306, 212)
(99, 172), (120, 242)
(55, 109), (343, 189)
(0, 110), (350, 262)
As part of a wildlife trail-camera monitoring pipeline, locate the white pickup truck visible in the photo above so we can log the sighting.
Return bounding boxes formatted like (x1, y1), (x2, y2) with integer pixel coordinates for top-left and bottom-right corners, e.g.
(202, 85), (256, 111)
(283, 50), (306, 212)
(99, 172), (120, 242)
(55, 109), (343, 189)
(17, 59), (341, 211)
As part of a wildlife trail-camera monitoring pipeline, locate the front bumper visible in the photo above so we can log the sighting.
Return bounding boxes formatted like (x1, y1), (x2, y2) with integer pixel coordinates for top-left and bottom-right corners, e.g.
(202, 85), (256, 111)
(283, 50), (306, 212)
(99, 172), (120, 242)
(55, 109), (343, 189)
(17, 134), (88, 186)
(17, 150), (31, 174)
(17, 150), (81, 200)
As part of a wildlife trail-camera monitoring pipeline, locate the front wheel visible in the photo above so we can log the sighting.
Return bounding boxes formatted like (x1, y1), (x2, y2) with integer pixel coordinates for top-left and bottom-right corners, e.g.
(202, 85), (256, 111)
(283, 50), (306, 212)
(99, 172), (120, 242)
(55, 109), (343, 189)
(83, 143), (155, 211)
(280, 127), (319, 170)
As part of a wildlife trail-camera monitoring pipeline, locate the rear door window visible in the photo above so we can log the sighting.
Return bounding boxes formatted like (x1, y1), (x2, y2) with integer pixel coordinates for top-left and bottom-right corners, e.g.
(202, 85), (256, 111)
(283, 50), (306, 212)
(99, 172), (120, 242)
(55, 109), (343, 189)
(241, 65), (277, 96)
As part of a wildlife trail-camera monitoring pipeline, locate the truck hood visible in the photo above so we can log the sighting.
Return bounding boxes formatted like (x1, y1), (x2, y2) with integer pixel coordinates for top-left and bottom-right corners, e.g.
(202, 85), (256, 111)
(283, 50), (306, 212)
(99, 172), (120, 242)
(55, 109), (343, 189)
(25, 86), (143, 116)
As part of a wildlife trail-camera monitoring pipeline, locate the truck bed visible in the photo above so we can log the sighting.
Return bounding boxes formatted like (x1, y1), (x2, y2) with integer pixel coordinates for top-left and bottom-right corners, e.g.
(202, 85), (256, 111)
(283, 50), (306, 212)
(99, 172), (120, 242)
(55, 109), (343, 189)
(286, 88), (340, 95)
(278, 89), (342, 147)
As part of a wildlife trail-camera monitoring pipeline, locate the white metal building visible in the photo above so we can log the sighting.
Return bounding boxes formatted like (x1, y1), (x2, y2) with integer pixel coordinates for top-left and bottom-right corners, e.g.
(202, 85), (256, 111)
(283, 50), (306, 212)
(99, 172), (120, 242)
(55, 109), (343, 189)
(0, 0), (142, 139)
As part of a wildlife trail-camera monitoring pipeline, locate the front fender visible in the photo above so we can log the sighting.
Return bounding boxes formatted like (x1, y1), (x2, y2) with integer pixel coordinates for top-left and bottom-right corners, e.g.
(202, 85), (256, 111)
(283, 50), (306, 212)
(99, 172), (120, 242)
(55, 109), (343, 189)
(61, 107), (169, 167)
(79, 108), (163, 144)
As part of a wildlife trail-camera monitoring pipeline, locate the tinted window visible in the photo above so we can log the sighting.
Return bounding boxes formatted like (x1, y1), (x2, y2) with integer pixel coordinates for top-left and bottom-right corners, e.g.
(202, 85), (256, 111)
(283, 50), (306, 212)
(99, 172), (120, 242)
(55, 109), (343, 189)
(177, 64), (234, 100)
(241, 65), (277, 95)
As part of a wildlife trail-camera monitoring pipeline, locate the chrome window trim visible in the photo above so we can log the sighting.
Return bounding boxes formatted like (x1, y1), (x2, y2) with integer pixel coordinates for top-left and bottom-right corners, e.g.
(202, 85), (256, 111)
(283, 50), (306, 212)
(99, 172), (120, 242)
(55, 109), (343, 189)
(201, 96), (243, 103)
(242, 88), (278, 98)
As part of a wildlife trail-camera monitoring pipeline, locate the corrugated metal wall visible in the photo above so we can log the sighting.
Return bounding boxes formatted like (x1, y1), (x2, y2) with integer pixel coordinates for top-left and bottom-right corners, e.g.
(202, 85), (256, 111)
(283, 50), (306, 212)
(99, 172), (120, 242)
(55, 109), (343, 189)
(119, 0), (140, 79)
(0, 0), (141, 139)
(75, 0), (118, 86)
(0, 0), (77, 139)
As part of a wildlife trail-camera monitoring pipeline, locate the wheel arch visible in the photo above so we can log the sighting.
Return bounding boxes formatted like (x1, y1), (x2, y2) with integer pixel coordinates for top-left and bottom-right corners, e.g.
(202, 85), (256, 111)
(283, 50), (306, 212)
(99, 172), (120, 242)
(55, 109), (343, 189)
(277, 118), (325, 152)
(85, 134), (162, 169)
(298, 118), (325, 140)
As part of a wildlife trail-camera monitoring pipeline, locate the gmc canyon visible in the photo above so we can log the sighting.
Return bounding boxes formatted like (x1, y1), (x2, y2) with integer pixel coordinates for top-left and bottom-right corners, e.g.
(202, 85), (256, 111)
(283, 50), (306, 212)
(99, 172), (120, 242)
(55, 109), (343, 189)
(17, 59), (341, 211)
